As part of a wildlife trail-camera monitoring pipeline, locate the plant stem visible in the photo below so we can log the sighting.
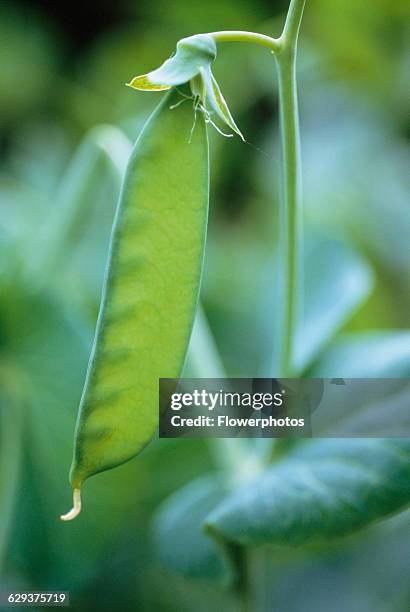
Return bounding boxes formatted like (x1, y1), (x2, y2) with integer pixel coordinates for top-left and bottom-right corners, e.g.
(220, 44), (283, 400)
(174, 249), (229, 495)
(210, 2), (306, 377)
(275, 0), (305, 376)
(280, 0), (307, 47)
(203, 5), (306, 611)
(211, 30), (281, 53)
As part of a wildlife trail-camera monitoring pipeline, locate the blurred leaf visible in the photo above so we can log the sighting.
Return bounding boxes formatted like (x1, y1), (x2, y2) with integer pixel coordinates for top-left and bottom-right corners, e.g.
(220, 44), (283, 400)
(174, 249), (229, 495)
(8, 122), (71, 198)
(186, 305), (272, 473)
(184, 304), (226, 378)
(21, 125), (132, 310)
(269, 236), (374, 374)
(153, 475), (232, 582)
(0, 282), (144, 585)
(313, 379), (410, 437)
(311, 331), (410, 377)
(301, 84), (409, 303)
(0, 178), (50, 250)
(353, 144), (410, 296)
(295, 237), (374, 372)
(27, 124), (131, 269)
(233, 507), (410, 612)
(205, 439), (410, 548)
(0, 390), (23, 574)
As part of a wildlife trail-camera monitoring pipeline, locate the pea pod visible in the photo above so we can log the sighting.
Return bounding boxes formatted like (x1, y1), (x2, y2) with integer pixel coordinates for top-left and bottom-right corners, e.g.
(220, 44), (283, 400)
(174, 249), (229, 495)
(61, 88), (209, 520)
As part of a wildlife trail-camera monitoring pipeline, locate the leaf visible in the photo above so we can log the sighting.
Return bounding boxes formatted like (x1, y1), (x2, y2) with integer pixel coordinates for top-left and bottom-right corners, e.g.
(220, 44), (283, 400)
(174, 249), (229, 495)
(127, 34), (216, 91)
(152, 475), (232, 582)
(293, 236), (374, 373)
(311, 330), (410, 377)
(24, 125), (132, 300)
(0, 282), (144, 584)
(0, 391), (23, 574)
(313, 379), (410, 437)
(204, 439), (410, 548)
(184, 304), (226, 379)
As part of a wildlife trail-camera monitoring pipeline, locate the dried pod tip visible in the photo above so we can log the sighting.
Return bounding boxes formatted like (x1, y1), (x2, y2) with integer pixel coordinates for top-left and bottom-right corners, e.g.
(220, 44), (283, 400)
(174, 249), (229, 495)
(60, 488), (82, 522)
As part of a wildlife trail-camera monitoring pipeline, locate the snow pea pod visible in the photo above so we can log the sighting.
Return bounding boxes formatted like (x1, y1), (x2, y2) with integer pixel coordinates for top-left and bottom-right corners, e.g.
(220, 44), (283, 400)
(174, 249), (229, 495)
(62, 88), (209, 519)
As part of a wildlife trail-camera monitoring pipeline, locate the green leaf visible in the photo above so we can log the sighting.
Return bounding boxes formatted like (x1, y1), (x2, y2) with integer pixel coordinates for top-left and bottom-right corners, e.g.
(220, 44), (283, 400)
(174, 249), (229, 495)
(205, 439), (410, 547)
(152, 475), (232, 582)
(311, 331), (410, 377)
(127, 35), (216, 91)
(24, 125), (132, 297)
(0, 282), (146, 584)
(293, 237), (374, 372)
(0, 391), (23, 574)
(313, 379), (410, 437)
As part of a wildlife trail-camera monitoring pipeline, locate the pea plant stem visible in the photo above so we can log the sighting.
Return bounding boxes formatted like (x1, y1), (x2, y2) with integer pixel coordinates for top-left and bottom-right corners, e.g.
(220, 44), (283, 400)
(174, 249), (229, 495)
(280, 0), (307, 46)
(210, 0), (306, 377)
(275, 18), (304, 377)
(211, 30), (280, 53)
(204, 2), (306, 608)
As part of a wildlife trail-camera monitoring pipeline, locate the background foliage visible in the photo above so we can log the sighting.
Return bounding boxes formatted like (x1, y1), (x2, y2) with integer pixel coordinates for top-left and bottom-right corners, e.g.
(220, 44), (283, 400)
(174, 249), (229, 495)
(1, 0), (409, 610)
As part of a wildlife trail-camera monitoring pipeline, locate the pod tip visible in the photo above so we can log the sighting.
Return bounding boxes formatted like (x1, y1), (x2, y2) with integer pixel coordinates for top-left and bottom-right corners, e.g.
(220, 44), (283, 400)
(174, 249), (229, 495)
(60, 488), (82, 521)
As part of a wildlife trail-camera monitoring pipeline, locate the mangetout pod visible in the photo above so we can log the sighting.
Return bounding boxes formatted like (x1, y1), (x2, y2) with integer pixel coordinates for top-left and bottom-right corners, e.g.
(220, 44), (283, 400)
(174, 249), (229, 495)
(62, 88), (209, 520)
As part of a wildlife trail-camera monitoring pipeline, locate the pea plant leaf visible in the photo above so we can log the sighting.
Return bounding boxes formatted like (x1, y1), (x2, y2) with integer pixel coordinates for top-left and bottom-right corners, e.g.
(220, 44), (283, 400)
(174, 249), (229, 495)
(204, 439), (410, 548)
(308, 331), (410, 436)
(292, 236), (374, 373)
(0, 390), (23, 575)
(24, 125), (132, 305)
(152, 475), (232, 583)
(312, 379), (410, 437)
(0, 126), (148, 583)
(0, 279), (146, 585)
(311, 330), (410, 378)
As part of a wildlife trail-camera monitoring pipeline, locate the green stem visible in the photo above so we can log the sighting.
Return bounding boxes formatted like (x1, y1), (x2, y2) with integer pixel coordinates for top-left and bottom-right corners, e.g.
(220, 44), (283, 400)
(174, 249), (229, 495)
(211, 30), (281, 53)
(280, 0), (307, 46)
(275, 0), (305, 376)
(210, 2), (306, 377)
(205, 3), (306, 609)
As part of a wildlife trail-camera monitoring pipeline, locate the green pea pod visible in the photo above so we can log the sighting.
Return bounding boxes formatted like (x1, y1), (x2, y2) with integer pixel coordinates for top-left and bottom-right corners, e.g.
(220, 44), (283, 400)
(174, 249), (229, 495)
(62, 89), (209, 520)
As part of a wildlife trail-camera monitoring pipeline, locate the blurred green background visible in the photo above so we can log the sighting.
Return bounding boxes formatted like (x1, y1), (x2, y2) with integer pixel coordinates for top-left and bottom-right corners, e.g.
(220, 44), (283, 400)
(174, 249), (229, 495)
(1, 0), (409, 610)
